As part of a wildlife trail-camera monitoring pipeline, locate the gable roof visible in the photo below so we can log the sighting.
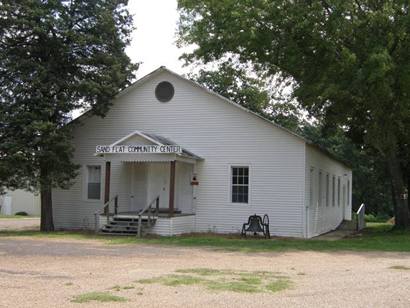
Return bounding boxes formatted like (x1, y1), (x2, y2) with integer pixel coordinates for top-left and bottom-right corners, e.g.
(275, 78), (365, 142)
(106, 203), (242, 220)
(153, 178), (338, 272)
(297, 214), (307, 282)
(72, 66), (350, 169)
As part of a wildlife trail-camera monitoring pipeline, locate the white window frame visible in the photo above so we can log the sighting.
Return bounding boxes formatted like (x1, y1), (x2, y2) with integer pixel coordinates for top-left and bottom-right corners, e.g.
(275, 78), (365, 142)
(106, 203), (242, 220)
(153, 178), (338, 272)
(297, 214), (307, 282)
(337, 176), (341, 207)
(332, 175), (336, 207)
(309, 167), (315, 208)
(326, 173), (330, 207)
(318, 170), (323, 207)
(83, 164), (102, 201)
(230, 165), (250, 205)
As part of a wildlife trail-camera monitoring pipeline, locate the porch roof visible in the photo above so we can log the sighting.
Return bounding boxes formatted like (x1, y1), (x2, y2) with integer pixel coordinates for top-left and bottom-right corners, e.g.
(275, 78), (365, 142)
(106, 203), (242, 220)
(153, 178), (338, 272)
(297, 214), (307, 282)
(96, 130), (203, 162)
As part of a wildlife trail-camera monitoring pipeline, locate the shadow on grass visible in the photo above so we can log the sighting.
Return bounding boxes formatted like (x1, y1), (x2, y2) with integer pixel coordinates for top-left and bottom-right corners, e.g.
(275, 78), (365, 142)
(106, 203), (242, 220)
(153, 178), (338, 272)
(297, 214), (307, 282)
(1, 223), (409, 253)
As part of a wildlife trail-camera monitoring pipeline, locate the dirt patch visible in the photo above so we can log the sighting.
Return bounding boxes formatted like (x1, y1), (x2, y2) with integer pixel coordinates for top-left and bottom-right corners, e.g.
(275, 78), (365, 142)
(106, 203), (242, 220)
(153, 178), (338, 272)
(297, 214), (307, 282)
(0, 218), (39, 231)
(0, 237), (409, 307)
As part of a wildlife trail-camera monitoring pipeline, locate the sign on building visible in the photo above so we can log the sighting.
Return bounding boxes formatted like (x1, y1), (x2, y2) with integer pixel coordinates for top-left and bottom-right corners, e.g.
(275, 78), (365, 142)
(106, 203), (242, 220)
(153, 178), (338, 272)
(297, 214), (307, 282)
(96, 144), (182, 154)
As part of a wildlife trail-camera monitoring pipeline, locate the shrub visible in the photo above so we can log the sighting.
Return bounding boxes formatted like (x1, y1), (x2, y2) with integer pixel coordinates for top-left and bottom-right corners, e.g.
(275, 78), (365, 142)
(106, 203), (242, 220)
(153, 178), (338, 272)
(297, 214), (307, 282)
(14, 212), (28, 216)
(365, 213), (389, 223)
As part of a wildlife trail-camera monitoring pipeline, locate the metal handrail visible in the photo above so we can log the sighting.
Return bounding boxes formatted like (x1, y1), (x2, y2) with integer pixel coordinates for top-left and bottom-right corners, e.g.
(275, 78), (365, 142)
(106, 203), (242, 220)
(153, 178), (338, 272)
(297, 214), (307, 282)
(94, 195), (118, 233)
(357, 203), (366, 231)
(137, 195), (160, 237)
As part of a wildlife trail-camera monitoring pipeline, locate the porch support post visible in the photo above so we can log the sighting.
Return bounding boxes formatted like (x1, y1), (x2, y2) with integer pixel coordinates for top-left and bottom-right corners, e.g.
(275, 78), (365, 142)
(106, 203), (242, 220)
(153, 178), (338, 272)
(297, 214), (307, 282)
(169, 160), (176, 217)
(104, 161), (111, 204)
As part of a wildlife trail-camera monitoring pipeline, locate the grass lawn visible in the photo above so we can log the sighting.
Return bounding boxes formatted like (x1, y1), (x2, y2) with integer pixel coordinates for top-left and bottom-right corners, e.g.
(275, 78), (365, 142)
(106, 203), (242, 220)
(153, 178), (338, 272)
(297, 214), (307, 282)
(136, 268), (291, 294)
(0, 223), (409, 252)
(71, 291), (127, 303)
(0, 214), (33, 219)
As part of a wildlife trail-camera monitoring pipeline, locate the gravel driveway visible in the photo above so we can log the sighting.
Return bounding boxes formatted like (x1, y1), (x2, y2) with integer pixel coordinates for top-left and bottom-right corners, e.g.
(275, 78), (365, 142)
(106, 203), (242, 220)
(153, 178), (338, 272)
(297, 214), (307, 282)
(0, 237), (409, 308)
(0, 217), (39, 231)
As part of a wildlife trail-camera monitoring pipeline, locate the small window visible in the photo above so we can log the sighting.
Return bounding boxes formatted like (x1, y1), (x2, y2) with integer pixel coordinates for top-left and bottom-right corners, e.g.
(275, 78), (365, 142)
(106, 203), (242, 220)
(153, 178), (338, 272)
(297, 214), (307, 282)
(309, 167), (315, 207)
(347, 179), (351, 206)
(337, 177), (341, 207)
(155, 81), (174, 102)
(343, 184), (346, 207)
(231, 166), (249, 203)
(87, 165), (101, 200)
(326, 173), (329, 207)
(332, 175), (336, 206)
(318, 171), (323, 206)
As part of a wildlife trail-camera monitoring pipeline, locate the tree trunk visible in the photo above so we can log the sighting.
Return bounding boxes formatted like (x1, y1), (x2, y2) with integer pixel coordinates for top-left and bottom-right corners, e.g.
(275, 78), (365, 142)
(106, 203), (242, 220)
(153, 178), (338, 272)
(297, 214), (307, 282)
(408, 172), (410, 214)
(388, 152), (409, 229)
(40, 166), (54, 232)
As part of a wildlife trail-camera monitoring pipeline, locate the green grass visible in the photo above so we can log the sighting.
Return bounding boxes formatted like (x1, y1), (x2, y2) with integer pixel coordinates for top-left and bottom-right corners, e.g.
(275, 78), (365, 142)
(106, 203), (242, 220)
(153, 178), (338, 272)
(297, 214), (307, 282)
(266, 279), (292, 292)
(71, 292), (127, 303)
(138, 274), (205, 286)
(389, 265), (410, 270)
(137, 268), (291, 294)
(175, 268), (233, 276)
(1, 223), (409, 252)
(0, 215), (31, 219)
(208, 281), (261, 293)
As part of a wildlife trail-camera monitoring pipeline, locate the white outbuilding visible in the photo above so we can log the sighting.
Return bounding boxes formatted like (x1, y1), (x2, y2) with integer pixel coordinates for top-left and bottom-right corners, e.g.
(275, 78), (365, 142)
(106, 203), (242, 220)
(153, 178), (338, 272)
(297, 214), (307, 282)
(53, 67), (352, 238)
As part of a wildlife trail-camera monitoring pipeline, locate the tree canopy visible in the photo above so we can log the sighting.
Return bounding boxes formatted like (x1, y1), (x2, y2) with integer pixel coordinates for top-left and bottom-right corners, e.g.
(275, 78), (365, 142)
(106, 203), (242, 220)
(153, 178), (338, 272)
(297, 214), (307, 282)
(0, 0), (137, 230)
(178, 0), (410, 227)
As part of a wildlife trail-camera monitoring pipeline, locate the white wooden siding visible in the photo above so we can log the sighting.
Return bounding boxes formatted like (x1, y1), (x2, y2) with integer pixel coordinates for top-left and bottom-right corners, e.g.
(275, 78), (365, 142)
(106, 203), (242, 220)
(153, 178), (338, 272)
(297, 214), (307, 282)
(150, 215), (196, 236)
(304, 145), (352, 238)
(54, 69), (313, 237)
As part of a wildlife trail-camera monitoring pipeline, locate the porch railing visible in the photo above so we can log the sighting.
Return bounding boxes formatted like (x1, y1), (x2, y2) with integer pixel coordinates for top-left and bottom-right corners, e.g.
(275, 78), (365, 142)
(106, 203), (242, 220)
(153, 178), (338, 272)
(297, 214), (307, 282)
(94, 195), (118, 233)
(137, 195), (160, 237)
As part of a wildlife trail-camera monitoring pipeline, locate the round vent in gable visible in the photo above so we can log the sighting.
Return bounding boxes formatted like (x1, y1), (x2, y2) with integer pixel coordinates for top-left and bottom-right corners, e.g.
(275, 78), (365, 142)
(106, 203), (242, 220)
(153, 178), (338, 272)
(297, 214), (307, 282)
(155, 81), (174, 102)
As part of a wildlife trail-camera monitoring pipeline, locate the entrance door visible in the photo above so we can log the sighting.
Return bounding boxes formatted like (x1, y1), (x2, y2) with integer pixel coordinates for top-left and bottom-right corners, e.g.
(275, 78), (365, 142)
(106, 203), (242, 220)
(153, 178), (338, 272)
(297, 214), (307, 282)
(147, 163), (169, 209)
(176, 163), (194, 213)
(130, 163), (147, 212)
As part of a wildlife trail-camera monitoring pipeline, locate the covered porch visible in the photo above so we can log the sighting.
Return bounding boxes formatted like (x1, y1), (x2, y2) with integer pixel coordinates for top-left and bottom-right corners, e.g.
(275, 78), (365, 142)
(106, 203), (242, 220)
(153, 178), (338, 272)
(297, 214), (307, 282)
(95, 131), (202, 236)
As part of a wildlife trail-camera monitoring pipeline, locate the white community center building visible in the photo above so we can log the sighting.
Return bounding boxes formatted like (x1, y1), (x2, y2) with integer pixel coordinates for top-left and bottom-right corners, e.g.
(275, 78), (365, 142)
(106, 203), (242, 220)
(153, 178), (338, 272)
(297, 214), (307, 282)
(53, 67), (352, 238)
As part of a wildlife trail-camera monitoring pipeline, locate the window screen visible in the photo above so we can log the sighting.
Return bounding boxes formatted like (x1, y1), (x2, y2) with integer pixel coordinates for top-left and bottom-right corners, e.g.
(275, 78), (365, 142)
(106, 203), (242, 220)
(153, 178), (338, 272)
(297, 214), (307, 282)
(87, 165), (101, 200)
(231, 166), (249, 203)
(155, 81), (174, 102)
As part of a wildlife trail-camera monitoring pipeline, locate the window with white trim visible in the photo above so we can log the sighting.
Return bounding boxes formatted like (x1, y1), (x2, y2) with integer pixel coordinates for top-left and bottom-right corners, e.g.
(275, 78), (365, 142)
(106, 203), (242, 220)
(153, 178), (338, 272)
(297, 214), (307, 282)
(231, 166), (249, 203)
(318, 171), (323, 206)
(337, 177), (341, 207)
(332, 175), (336, 206)
(343, 184), (346, 207)
(309, 167), (315, 207)
(87, 165), (101, 200)
(326, 173), (330, 207)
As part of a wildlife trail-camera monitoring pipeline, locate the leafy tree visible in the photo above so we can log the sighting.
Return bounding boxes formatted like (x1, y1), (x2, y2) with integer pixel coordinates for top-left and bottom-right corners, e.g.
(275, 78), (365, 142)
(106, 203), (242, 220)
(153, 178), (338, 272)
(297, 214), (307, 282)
(0, 0), (137, 231)
(191, 62), (394, 218)
(189, 62), (270, 113)
(189, 62), (303, 131)
(302, 125), (394, 217)
(178, 0), (410, 228)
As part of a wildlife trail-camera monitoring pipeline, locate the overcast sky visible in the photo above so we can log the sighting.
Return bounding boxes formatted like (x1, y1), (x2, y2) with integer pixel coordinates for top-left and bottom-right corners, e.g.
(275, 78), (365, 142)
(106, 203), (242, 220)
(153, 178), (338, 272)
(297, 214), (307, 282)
(126, 0), (189, 78)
